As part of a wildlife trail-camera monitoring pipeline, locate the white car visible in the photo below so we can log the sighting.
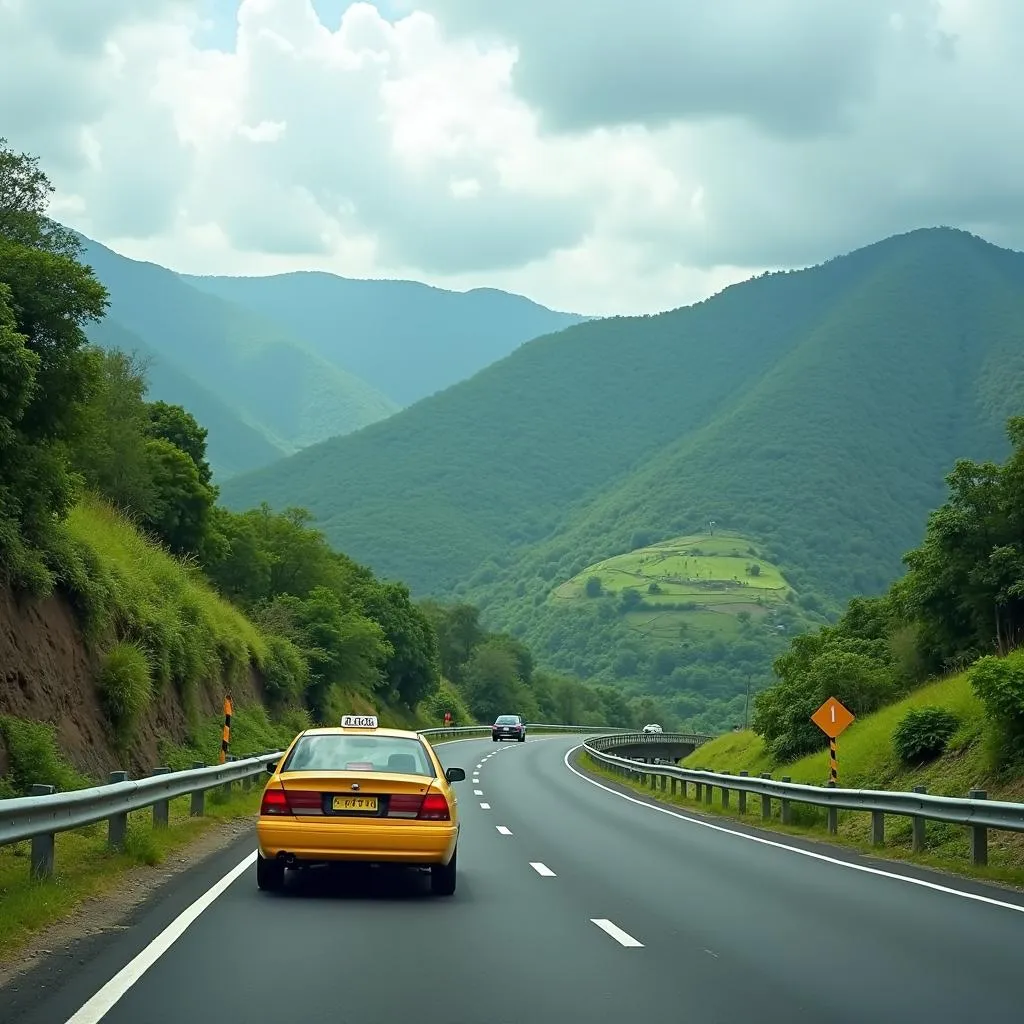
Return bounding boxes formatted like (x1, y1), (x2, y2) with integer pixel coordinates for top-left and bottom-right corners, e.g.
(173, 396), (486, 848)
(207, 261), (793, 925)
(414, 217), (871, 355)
(642, 723), (663, 734)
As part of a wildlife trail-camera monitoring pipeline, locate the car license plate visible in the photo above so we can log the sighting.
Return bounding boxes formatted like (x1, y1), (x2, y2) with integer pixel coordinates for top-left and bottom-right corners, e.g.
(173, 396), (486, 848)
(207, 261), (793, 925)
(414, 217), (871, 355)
(332, 796), (378, 812)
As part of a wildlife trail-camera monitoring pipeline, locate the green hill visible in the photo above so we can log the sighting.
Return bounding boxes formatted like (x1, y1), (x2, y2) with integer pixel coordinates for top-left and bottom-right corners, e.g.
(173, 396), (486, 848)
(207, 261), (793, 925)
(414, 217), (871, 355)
(84, 318), (287, 479)
(78, 237), (398, 468)
(221, 227), (1024, 728)
(184, 272), (587, 407)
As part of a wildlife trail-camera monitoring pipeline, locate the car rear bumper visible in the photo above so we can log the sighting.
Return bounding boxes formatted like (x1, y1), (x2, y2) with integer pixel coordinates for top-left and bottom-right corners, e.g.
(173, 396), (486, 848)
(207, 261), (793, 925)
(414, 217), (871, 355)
(257, 819), (458, 865)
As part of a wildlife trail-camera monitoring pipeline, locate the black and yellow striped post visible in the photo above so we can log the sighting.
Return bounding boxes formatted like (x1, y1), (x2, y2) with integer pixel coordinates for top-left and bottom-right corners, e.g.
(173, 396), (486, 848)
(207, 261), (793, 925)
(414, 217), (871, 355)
(829, 736), (838, 784)
(219, 694), (233, 764)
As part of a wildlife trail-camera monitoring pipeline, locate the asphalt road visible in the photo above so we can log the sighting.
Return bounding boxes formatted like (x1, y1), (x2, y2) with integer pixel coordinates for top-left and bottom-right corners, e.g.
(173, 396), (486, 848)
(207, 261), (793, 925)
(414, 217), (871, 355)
(5, 734), (1024, 1023)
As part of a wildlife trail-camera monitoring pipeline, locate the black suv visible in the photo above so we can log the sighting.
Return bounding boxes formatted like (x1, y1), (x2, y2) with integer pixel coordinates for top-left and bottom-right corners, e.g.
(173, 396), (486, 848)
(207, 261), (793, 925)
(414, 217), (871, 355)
(492, 714), (526, 742)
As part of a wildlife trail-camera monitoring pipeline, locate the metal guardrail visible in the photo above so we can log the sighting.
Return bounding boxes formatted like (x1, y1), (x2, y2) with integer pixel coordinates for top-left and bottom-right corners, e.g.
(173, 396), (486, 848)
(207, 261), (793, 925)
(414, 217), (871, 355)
(581, 737), (1024, 867)
(0, 721), (629, 880)
(587, 731), (715, 749)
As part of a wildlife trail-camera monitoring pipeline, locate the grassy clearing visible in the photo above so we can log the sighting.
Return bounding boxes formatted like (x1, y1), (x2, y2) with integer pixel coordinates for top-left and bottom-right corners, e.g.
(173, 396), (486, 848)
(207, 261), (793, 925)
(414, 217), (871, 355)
(63, 497), (268, 718)
(573, 669), (1024, 884)
(552, 532), (793, 641)
(0, 785), (261, 962)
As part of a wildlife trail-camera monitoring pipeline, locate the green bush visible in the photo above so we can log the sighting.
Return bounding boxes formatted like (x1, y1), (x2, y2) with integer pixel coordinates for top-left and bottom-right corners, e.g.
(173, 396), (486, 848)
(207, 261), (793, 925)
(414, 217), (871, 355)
(421, 679), (473, 725)
(97, 641), (153, 741)
(0, 716), (90, 795)
(968, 653), (1024, 726)
(259, 633), (308, 706)
(892, 706), (959, 764)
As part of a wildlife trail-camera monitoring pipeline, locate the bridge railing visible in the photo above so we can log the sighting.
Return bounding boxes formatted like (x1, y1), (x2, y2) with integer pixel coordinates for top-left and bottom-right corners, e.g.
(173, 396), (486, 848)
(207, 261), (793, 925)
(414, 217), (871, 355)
(0, 722), (628, 879)
(580, 737), (1024, 867)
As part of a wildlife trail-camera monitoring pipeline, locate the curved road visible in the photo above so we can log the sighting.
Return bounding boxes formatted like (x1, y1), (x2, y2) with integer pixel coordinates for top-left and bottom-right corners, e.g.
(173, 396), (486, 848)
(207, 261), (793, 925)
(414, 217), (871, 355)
(4, 735), (1024, 1023)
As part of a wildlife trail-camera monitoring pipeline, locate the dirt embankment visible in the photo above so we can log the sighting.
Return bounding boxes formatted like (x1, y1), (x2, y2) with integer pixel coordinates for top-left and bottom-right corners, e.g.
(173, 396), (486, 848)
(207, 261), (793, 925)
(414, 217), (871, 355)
(0, 586), (262, 780)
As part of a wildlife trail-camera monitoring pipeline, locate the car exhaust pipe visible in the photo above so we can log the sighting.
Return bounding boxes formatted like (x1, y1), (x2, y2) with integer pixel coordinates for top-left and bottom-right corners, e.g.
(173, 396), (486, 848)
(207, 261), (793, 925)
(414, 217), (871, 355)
(277, 852), (297, 867)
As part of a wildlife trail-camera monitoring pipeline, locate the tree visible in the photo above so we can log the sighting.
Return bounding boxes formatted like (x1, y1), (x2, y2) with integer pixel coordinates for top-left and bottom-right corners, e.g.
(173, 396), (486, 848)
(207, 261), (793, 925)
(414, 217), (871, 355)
(73, 349), (157, 515)
(462, 643), (527, 723)
(140, 438), (217, 557)
(357, 580), (440, 710)
(147, 401), (212, 486)
(585, 575), (603, 597)
(0, 142), (107, 586)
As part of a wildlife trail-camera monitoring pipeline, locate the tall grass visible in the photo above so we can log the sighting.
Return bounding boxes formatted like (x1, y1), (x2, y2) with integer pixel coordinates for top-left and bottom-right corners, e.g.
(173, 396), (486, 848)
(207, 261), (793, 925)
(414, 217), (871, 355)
(62, 497), (268, 710)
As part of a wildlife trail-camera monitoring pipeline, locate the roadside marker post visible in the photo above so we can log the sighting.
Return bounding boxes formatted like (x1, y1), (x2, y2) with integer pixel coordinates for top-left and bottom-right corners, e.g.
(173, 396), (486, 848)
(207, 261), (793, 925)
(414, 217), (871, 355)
(811, 696), (855, 784)
(219, 694), (233, 764)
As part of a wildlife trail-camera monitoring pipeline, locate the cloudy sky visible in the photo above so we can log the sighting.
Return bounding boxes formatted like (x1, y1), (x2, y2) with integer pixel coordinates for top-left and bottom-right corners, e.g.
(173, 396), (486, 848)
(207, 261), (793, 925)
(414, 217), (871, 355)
(1, 0), (1021, 316)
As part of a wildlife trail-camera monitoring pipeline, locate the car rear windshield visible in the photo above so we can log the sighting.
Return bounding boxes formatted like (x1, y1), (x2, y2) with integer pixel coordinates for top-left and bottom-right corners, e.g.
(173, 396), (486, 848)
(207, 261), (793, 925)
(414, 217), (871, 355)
(282, 735), (435, 777)
(495, 716), (520, 725)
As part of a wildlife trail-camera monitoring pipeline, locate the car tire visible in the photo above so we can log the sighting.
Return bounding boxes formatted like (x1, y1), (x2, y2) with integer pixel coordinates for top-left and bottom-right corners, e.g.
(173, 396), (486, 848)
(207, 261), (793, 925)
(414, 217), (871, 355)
(431, 848), (457, 896)
(492, 735), (498, 742)
(256, 853), (285, 892)
(517, 735), (525, 742)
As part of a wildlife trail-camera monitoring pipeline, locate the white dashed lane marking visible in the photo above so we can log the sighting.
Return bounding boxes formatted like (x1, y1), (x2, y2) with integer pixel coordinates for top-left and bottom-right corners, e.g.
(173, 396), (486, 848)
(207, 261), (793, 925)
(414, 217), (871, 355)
(591, 919), (643, 947)
(496, 826), (512, 835)
(530, 862), (556, 877)
(473, 789), (483, 796)
(479, 802), (491, 809)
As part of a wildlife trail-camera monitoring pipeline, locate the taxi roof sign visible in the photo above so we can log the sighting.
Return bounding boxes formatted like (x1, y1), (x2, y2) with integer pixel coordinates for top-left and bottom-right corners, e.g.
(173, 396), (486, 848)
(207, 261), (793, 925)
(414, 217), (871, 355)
(341, 714), (378, 729)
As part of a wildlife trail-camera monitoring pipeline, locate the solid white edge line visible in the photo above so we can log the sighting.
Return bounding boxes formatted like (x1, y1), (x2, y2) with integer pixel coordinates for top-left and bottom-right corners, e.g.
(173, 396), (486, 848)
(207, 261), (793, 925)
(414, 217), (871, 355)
(591, 918), (643, 947)
(65, 851), (257, 1023)
(529, 861), (556, 876)
(479, 802), (491, 809)
(564, 745), (1024, 916)
(496, 825), (513, 835)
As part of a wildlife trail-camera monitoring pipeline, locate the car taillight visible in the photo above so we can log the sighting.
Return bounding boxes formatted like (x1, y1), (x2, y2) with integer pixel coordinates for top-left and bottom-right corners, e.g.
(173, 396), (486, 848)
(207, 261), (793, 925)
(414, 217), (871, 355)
(418, 793), (450, 821)
(260, 788), (291, 816)
(389, 794), (424, 814)
(285, 790), (322, 812)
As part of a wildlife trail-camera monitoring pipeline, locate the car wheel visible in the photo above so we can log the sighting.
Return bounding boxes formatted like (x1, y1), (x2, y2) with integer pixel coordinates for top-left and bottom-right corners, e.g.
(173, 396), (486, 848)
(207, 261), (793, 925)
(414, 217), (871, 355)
(256, 853), (285, 892)
(492, 735), (498, 742)
(517, 735), (525, 742)
(431, 848), (457, 896)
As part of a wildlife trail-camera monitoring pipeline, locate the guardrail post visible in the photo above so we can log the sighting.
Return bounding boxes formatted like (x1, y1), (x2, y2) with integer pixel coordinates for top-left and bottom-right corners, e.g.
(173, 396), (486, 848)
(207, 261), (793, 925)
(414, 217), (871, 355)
(738, 771), (748, 814)
(703, 776), (713, 806)
(720, 771), (730, 809)
(912, 785), (927, 852)
(969, 789), (988, 866)
(780, 777), (792, 824)
(107, 771), (128, 849)
(649, 769), (656, 790)
(670, 776), (677, 796)
(695, 778), (703, 802)
(826, 781), (837, 834)
(871, 810), (885, 846)
(760, 774), (772, 819)
(223, 755), (236, 798)
(152, 766), (171, 828)
(191, 762), (206, 816)
(29, 784), (55, 879)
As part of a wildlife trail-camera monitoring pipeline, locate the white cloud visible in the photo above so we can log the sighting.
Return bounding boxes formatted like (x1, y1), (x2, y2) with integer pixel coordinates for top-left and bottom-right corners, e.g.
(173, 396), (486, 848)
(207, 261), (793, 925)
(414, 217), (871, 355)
(1, 0), (1023, 315)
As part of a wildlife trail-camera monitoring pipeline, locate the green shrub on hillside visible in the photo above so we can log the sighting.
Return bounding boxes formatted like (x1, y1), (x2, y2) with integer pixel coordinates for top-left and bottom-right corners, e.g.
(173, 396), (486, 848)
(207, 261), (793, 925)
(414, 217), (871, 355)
(0, 717), (90, 796)
(97, 641), (153, 742)
(258, 633), (308, 706)
(421, 679), (473, 726)
(892, 706), (959, 764)
(968, 652), (1024, 764)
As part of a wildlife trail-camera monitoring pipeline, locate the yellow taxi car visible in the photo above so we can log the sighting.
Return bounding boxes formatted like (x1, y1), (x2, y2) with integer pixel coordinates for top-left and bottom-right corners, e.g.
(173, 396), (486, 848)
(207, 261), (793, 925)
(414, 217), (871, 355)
(256, 715), (466, 895)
